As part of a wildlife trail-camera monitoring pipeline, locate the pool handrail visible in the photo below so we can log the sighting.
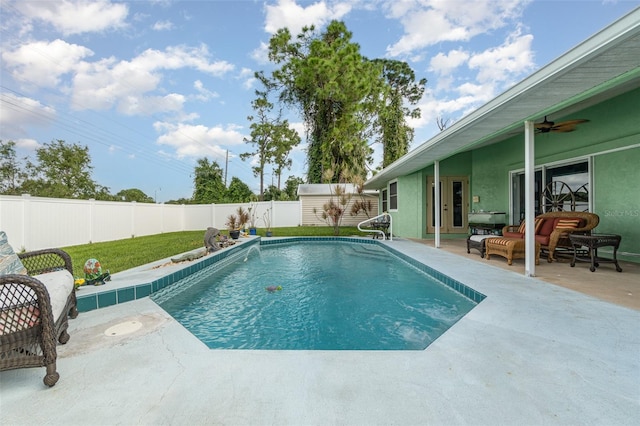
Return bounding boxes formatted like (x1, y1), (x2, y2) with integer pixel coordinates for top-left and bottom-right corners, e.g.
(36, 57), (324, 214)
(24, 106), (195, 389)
(358, 213), (392, 241)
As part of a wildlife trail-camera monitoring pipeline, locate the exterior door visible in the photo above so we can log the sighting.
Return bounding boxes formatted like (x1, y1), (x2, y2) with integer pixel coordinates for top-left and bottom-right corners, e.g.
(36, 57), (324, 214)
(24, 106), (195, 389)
(427, 176), (469, 234)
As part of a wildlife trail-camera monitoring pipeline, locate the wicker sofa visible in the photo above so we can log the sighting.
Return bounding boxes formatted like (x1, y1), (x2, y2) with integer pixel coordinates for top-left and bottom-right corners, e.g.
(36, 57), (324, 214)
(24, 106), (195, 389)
(1, 236), (77, 387)
(502, 211), (599, 262)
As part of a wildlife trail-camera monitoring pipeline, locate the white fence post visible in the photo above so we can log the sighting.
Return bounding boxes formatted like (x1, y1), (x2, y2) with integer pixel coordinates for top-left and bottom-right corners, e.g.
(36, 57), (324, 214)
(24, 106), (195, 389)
(22, 194), (31, 250)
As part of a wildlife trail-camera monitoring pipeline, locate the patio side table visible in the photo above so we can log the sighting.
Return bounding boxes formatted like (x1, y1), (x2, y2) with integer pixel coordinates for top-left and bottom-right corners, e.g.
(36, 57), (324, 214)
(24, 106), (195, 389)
(569, 233), (622, 272)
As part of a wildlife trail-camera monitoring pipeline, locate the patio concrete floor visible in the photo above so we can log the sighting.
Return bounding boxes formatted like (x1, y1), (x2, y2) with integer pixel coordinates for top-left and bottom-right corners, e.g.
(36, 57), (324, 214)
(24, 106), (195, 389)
(1, 237), (639, 425)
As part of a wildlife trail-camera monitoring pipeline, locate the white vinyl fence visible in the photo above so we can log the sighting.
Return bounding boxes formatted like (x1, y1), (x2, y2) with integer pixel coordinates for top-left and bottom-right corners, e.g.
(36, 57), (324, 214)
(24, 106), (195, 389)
(0, 195), (301, 251)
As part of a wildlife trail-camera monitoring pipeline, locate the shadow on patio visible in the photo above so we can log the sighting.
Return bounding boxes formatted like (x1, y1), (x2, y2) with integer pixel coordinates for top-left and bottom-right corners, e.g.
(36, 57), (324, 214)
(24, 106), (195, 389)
(413, 237), (640, 311)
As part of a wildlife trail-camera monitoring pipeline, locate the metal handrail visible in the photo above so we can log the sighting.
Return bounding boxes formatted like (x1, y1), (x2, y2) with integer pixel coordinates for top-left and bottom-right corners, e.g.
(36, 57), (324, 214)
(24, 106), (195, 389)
(357, 213), (392, 241)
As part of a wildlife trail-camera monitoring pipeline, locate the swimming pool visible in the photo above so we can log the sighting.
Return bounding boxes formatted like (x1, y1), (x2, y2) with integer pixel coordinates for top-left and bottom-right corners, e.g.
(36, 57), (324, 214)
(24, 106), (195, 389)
(153, 239), (481, 350)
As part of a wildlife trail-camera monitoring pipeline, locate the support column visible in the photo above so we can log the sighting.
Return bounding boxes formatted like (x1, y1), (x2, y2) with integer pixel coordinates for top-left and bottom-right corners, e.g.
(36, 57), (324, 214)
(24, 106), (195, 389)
(524, 121), (536, 277)
(434, 160), (441, 248)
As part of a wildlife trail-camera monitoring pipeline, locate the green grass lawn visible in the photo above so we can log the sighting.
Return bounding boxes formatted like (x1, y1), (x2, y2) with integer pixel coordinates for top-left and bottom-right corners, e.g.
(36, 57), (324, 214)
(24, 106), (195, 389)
(62, 226), (370, 277)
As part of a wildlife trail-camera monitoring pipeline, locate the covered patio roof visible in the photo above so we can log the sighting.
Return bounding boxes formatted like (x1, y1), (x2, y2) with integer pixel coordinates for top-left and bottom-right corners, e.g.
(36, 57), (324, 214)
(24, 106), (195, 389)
(365, 8), (640, 190)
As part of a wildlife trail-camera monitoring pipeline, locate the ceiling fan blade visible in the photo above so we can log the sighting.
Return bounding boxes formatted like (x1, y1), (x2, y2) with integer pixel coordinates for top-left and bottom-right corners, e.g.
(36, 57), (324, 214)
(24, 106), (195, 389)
(555, 119), (590, 126)
(550, 118), (589, 132)
(551, 126), (577, 133)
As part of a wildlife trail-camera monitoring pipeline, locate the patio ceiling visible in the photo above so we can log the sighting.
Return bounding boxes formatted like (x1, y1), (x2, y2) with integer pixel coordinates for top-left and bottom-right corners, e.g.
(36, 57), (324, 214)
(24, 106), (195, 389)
(365, 8), (640, 190)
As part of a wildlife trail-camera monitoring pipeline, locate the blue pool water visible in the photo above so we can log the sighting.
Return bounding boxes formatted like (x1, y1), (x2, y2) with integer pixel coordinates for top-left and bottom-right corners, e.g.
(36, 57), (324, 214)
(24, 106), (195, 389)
(154, 240), (478, 350)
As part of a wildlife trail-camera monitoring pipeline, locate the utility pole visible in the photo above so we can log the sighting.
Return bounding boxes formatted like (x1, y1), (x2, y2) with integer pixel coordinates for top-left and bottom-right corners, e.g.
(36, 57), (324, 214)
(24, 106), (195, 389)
(224, 150), (229, 186)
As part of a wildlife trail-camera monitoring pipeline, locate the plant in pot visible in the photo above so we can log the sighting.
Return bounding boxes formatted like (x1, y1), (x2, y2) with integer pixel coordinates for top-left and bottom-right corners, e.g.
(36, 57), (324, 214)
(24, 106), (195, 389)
(226, 214), (241, 239)
(247, 202), (258, 235)
(236, 206), (250, 233)
(262, 207), (273, 237)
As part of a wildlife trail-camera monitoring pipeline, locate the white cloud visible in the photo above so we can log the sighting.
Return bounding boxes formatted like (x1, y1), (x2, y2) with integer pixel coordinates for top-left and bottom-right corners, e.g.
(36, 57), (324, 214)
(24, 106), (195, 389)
(264, 0), (352, 35)
(14, 0), (129, 36)
(238, 68), (257, 90)
(134, 45), (234, 76)
(152, 20), (175, 31)
(468, 30), (534, 84)
(118, 93), (186, 116)
(14, 138), (41, 151)
(251, 41), (270, 64)
(0, 92), (56, 140)
(2, 39), (94, 88)
(430, 49), (470, 75)
(153, 122), (246, 160)
(192, 80), (219, 102)
(67, 45), (233, 114)
(385, 0), (528, 57)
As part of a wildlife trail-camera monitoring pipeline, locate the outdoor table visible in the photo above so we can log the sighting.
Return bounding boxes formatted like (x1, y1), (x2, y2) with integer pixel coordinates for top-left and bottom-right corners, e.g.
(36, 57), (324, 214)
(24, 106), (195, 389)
(569, 233), (622, 272)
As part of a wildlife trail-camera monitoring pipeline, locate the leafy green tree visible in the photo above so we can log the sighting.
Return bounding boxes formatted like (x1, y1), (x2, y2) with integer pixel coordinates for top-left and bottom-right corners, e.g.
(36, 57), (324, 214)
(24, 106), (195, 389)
(283, 175), (305, 200)
(0, 140), (26, 195)
(241, 90), (300, 199)
(372, 59), (426, 167)
(23, 139), (102, 199)
(262, 184), (282, 201)
(165, 197), (193, 205)
(271, 122), (299, 189)
(225, 177), (255, 203)
(116, 188), (154, 203)
(192, 158), (225, 204)
(264, 21), (380, 183)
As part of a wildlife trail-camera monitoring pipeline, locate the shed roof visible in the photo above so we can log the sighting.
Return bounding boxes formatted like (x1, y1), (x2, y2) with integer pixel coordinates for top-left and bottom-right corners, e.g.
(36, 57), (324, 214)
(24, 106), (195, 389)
(297, 184), (378, 196)
(365, 8), (640, 189)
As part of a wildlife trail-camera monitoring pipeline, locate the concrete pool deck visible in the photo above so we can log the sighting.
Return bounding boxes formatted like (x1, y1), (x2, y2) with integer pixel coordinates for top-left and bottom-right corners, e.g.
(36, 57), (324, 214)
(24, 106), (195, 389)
(1, 237), (639, 425)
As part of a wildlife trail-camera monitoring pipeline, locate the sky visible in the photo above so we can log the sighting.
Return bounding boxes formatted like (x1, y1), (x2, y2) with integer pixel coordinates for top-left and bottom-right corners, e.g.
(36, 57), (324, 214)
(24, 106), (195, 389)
(1, 0), (638, 203)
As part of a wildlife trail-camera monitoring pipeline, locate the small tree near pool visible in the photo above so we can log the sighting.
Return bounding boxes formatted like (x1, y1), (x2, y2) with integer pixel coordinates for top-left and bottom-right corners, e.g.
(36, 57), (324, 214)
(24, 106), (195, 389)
(313, 184), (351, 236)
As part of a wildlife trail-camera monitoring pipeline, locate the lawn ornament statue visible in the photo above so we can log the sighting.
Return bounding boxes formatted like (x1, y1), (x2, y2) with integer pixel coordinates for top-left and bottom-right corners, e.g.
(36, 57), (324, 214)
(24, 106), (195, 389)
(82, 258), (111, 286)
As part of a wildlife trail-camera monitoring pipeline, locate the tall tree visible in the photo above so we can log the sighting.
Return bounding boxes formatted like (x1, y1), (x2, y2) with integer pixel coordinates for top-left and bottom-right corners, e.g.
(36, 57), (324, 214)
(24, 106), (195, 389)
(23, 139), (101, 199)
(372, 59), (426, 167)
(265, 21), (380, 183)
(241, 90), (300, 199)
(271, 120), (300, 189)
(283, 175), (305, 200)
(116, 188), (154, 203)
(225, 176), (254, 203)
(0, 140), (26, 195)
(192, 158), (225, 204)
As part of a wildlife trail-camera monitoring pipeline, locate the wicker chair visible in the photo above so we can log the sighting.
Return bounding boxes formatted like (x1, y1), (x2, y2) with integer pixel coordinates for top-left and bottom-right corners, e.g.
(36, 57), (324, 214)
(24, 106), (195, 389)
(502, 211), (599, 262)
(1, 248), (78, 387)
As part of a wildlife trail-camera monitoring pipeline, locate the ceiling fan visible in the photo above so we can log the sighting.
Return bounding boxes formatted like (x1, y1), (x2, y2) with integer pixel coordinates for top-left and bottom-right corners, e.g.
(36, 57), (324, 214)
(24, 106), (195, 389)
(535, 116), (589, 133)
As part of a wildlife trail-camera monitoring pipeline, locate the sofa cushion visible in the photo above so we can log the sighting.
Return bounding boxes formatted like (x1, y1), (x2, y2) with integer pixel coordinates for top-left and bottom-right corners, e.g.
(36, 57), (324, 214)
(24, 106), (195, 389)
(517, 218), (545, 234)
(0, 231), (27, 275)
(538, 218), (556, 236)
(535, 234), (550, 245)
(555, 218), (582, 230)
(33, 270), (74, 323)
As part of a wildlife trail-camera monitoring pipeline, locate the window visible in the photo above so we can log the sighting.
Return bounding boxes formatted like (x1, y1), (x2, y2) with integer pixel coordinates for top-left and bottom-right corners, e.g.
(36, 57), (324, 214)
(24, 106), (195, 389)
(511, 160), (590, 223)
(389, 181), (398, 210)
(381, 189), (388, 212)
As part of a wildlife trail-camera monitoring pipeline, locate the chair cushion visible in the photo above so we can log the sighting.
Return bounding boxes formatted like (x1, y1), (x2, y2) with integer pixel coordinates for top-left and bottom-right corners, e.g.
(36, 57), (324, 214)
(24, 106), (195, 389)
(0, 231), (27, 275)
(502, 231), (523, 239)
(469, 235), (493, 243)
(33, 270), (74, 323)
